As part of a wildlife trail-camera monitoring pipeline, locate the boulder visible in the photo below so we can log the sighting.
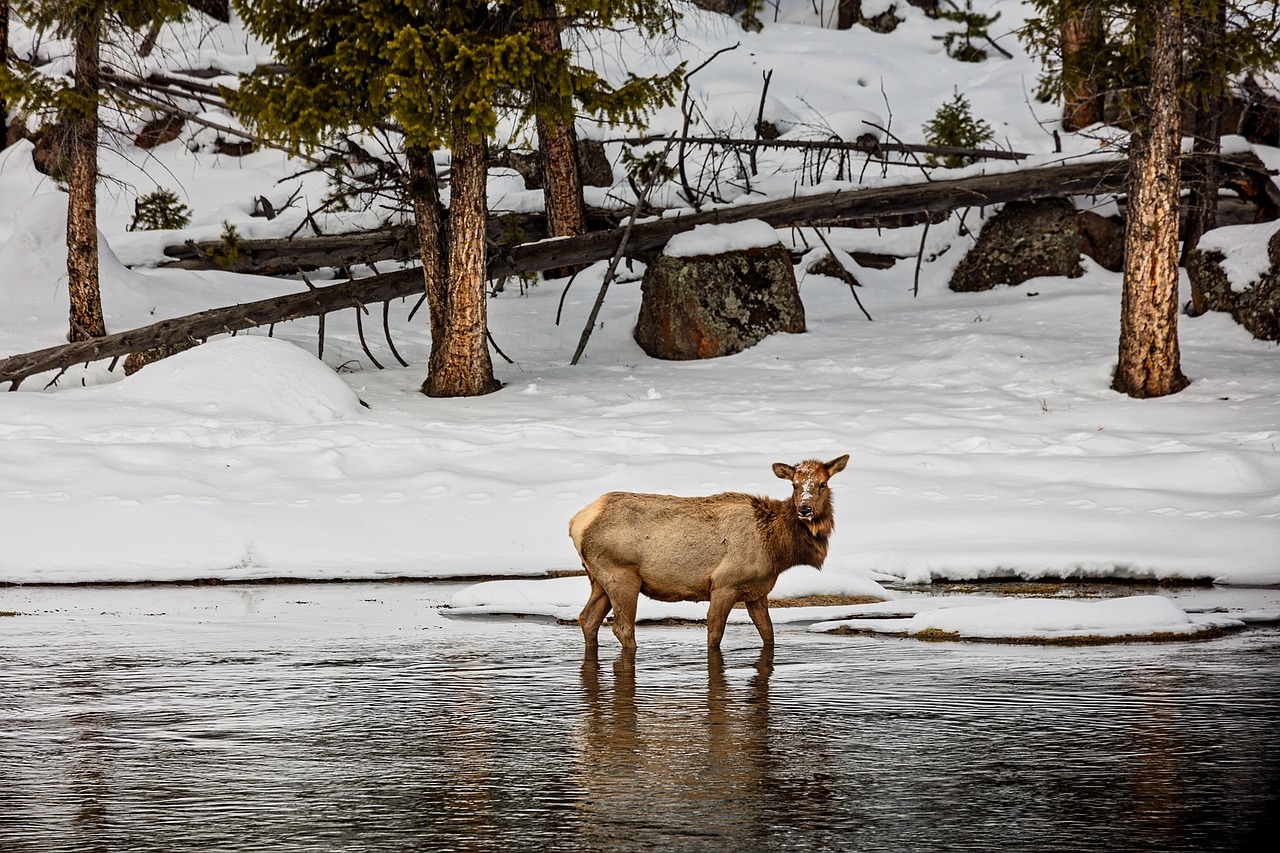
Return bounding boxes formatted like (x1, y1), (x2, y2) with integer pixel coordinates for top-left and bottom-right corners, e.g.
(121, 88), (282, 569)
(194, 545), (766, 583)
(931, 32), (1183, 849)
(1186, 224), (1280, 341)
(949, 199), (1085, 292)
(634, 237), (805, 360)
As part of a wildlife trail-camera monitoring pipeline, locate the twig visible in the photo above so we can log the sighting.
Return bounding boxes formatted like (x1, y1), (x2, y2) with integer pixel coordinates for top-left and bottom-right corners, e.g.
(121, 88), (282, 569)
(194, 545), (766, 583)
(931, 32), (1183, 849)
(354, 303), (384, 370)
(383, 301), (409, 367)
(487, 330), (514, 364)
(812, 229), (873, 321)
(571, 141), (675, 366)
(913, 219), (931, 298)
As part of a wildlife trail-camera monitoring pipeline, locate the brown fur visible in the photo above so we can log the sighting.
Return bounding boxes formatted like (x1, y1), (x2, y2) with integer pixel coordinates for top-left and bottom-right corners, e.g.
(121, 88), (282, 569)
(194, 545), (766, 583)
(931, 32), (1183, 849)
(569, 455), (849, 650)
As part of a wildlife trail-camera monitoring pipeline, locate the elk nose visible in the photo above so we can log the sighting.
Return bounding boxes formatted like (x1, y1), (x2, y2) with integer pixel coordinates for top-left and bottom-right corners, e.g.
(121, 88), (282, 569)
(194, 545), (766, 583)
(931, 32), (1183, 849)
(798, 505), (814, 519)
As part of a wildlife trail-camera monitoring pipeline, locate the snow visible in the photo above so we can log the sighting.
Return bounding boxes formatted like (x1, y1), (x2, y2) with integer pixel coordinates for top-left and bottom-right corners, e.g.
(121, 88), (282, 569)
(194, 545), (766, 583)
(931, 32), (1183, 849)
(1, 3), (1279, 646)
(663, 219), (782, 257)
(810, 594), (1245, 641)
(1196, 220), (1280, 293)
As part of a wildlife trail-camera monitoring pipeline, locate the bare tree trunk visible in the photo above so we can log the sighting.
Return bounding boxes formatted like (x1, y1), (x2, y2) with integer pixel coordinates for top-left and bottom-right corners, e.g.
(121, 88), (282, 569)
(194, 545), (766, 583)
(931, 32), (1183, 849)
(1061, 2), (1103, 131)
(406, 146), (449, 379)
(1180, 1), (1227, 310)
(421, 131), (500, 397)
(1, 0), (10, 146)
(1114, 0), (1188, 399)
(66, 18), (107, 341)
(532, 1), (586, 241)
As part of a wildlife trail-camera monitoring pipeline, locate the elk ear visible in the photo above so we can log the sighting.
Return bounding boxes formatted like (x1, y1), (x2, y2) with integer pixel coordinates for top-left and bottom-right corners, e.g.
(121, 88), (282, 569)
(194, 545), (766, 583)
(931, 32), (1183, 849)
(826, 454), (850, 476)
(772, 463), (796, 480)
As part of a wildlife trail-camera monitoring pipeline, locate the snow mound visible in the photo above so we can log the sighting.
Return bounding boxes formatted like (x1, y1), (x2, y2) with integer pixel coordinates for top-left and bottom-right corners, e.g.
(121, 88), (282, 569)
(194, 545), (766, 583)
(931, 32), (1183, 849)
(112, 336), (365, 424)
(813, 595), (1245, 642)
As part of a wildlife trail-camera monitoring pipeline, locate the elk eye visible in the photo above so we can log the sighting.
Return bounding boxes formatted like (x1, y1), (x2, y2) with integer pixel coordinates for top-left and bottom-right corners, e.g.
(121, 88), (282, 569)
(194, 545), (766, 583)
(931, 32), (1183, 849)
(819, 482), (828, 490)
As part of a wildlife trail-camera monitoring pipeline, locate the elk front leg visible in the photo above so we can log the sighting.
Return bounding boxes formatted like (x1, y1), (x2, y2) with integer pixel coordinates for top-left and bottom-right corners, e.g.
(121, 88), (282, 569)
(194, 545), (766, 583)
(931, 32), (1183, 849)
(744, 596), (775, 646)
(607, 578), (640, 650)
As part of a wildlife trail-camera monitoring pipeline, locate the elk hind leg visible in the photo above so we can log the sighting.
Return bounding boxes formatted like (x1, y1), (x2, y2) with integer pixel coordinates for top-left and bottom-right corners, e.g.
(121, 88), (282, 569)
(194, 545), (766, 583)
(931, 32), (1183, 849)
(744, 596), (775, 646)
(579, 576), (612, 647)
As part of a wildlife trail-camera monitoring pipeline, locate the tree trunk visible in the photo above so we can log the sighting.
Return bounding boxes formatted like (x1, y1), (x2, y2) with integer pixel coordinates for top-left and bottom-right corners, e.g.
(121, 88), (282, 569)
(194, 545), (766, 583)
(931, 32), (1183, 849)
(531, 1), (586, 242)
(1061, 2), (1103, 132)
(66, 18), (107, 341)
(1, 0), (10, 146)
(421, 132), (500, 397)
(1180, 1), (1227, 310)
(1113, 1), (1188, 399)
(406, 146), (449, 378)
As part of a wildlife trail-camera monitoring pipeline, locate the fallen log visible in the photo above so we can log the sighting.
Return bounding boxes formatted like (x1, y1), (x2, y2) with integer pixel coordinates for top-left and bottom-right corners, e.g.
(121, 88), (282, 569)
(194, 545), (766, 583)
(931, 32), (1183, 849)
(1, 158), (1132, 388)
(165, 157), (1131, 276)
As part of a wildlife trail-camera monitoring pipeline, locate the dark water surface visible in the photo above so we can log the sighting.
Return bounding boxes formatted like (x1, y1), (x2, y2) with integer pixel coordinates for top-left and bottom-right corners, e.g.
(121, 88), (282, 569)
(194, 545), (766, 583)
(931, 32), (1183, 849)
(1, 584), (1277, 853)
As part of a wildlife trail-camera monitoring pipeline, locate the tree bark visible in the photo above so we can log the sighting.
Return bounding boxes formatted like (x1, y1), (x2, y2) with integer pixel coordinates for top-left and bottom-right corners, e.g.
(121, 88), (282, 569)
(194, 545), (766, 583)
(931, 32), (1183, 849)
(421, 131), (500, 397)
(532, 1), (586, 242)
(406, 146), (450, 381)
(1061, 1), (1104, 132)
(66, 16), (107, 341)
(1113, 1), (1188, 398)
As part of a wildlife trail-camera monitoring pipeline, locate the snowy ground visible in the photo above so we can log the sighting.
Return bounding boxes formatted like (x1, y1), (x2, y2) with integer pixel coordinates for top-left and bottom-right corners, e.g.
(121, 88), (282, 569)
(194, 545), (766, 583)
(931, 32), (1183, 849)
(1, 3), (1278, 645)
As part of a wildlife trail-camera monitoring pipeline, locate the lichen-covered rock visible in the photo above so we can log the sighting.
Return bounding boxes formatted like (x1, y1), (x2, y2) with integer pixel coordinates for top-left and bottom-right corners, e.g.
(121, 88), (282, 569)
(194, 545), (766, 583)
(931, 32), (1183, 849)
(1186, 225), (1280, 341)
(949, 199), (1085, 292)
(634, 244), (805, 360)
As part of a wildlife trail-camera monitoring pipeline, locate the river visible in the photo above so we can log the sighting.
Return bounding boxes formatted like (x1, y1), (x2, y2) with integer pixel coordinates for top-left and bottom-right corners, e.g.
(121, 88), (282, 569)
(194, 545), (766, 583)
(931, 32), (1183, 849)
(2, 583), (1277, 852)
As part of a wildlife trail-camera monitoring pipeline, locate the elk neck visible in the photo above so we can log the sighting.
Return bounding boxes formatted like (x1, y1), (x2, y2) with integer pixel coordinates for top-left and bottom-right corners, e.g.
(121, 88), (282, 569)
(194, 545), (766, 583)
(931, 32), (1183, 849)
(752, 495), (833, 572)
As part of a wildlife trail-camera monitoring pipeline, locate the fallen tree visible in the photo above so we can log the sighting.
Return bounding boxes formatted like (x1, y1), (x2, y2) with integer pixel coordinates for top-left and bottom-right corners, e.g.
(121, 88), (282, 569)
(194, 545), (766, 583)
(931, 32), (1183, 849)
(0, 156), (1171, 389)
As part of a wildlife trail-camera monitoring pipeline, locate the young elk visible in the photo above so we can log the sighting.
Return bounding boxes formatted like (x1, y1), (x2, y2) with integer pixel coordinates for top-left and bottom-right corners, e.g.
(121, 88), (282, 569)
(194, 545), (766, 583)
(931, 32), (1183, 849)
(568, 455), (849, 650)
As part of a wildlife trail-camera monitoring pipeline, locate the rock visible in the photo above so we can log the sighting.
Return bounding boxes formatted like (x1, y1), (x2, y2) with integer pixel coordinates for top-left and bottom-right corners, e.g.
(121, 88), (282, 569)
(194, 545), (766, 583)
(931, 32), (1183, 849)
(1076, 209), (1126, 272)
(135, 115), (185, 150)
(835, 1), (905, 33)
(1186, 226), (1280, 341)
(634, 243), (805, 360)
(577, 139), (614, 188)
(499, 138), (614, 190)
(949, 198), (1085, 292)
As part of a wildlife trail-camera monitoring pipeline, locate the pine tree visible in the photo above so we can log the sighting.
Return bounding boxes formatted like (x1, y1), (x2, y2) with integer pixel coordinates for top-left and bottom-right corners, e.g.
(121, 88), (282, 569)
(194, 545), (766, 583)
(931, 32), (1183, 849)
(1, 1), (189, 342)
(1022, 0), (1280, 398)
(1113, 0), (1188, 398)
(230, 1), (682, 397)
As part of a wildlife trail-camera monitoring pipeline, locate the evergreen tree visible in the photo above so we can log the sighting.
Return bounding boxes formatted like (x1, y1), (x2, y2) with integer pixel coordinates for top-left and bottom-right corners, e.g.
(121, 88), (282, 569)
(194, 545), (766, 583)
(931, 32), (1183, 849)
(230, 1), (682, 397)
(0, 1), (189, 343)
(1113, 0), (1187, 398)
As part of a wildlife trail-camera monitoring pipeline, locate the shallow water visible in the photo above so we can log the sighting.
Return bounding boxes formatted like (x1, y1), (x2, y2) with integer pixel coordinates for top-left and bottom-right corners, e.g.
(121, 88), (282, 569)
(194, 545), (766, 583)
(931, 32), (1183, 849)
(1, 583), (1277, 852)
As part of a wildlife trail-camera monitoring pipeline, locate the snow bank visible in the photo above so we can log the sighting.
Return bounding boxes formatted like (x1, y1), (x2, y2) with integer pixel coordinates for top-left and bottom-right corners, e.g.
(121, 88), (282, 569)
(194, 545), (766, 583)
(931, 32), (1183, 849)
(812, 595), (1246, 642)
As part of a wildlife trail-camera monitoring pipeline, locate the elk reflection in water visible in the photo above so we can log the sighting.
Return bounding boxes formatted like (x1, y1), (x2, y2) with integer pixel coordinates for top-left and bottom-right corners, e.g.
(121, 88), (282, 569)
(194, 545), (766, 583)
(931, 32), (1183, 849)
(573, 646), (840, 847)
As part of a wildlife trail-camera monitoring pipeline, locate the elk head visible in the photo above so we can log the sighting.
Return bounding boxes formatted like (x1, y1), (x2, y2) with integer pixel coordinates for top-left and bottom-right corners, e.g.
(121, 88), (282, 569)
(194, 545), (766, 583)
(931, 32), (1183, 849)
(773, 455), (850, 526)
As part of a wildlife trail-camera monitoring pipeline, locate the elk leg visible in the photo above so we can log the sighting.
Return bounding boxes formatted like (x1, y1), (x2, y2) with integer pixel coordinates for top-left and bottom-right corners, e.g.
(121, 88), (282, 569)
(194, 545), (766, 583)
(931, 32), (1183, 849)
(705, 587), (738, 650)
(608, 579), (640, 650)
(579, 577), (612, 647)
(744, 596), (775, 646)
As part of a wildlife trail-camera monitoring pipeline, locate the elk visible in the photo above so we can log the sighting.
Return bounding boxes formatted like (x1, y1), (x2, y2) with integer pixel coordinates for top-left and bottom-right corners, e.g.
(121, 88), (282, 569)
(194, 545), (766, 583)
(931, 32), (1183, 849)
(568, 455), (849, 650)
